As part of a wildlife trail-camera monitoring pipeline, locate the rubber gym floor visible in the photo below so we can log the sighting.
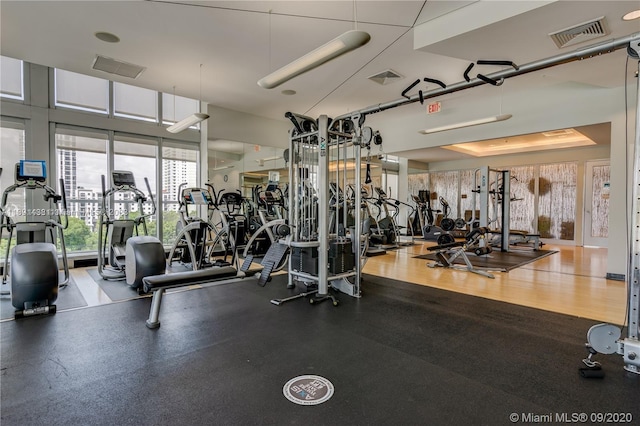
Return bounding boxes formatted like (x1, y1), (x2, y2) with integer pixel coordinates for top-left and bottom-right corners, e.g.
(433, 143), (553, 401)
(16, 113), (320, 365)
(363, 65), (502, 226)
(1, 273), (638, 426)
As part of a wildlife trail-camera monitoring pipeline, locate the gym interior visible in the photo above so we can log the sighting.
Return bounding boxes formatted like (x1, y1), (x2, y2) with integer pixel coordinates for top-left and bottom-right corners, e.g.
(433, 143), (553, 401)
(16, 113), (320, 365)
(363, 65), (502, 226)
(1, 2), (639, 424)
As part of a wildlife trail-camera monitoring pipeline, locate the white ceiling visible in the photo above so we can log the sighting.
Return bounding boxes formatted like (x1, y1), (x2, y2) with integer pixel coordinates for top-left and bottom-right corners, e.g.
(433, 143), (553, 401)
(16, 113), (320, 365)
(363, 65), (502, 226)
(1, 1), (639, 161)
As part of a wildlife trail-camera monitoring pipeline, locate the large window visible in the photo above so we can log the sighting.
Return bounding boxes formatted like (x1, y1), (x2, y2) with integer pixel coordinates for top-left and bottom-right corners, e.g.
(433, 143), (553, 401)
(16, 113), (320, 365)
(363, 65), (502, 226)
(55, 127), (108, 252)
(162, 143), (199, 244)
(53, 128), (199, 251)
(162, 93), (199, 125)
(0, 56), (24, 100)
(2, 62), (205, 253)
(0, 120), (25, 255)
(54, 69), (109, 114)
(114, 83), (158, 122)
(114, 135), (158, 233)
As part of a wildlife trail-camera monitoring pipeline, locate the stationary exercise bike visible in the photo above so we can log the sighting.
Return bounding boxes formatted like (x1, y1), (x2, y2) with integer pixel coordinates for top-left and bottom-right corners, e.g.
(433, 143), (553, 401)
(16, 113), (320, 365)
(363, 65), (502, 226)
(0, 160), (69, 318)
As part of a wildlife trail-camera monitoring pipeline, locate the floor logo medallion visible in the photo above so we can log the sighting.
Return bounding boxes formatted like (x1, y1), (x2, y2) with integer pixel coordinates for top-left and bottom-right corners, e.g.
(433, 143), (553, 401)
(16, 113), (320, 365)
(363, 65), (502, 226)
(283, 375), (334, 406)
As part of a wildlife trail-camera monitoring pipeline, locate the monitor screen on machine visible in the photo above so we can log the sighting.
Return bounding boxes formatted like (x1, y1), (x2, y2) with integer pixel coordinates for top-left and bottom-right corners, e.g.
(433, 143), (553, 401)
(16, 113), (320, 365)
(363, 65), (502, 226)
(18, 160), (47, 181)
(111, 171), (136, 188)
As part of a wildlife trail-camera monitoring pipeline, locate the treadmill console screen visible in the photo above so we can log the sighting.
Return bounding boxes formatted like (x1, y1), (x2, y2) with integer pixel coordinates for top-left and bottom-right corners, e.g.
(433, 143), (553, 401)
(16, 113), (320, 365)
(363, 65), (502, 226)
(17, 160), (47, 182)
(112, 171), (136, 188)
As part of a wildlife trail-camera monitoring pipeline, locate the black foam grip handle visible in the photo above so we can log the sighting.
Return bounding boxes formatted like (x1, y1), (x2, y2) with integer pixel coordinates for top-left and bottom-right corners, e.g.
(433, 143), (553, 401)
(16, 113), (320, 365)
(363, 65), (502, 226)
(285, 112), (304, 134)
(59, 178), (67, 210)
(463, 63), (474, 82)
(401, 79), (421, 99)
(365, 163), (372, 184)
(477, 74), (503, 86)
(477, 60), (519, 71)
(424, 77), (446, 89)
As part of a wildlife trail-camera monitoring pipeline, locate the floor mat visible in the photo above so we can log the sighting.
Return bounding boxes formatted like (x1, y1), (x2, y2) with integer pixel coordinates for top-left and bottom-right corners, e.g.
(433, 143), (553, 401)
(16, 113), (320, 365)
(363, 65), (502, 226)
(1, 273), (637, 425)
(86, 268), (144, 301)
(414, 248), (557, 271)
(0, 275), (87, 320)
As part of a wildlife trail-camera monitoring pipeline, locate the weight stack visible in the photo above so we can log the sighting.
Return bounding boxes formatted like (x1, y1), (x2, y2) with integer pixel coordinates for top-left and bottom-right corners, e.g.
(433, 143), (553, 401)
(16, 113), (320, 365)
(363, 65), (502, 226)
(291, 246), (319, 275)
(329, 240), (355, 274)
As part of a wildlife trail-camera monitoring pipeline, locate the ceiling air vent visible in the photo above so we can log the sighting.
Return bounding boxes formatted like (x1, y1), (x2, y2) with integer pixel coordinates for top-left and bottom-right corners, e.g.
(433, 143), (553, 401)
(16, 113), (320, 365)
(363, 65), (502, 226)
(92, 55), (146, 79)
(548, 16), (609, 49)
(368, 69), (404, 85)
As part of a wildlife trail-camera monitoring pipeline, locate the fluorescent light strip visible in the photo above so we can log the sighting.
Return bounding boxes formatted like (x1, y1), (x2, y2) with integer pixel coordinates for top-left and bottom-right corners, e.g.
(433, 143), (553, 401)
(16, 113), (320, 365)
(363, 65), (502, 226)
(258, 30), (371, 89)
(256, 156), (281, 163)
(419, 114), (512, 134)
(212, 165), (234, 171)
(167, 113), (209, 134)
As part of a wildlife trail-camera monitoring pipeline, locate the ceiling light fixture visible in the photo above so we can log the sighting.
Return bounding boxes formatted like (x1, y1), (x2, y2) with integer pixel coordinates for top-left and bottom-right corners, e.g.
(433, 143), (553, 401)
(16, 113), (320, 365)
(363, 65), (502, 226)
(418, 114), (512, 134)
(257, 30), (370, 89)
(212, 165), (235, 171)
(256, 155), (282, 166)
(441, 127), (595, 157)
(167, 113), (209, 133)
(167, 64), (210, 134)
(622, 10), (640, 21)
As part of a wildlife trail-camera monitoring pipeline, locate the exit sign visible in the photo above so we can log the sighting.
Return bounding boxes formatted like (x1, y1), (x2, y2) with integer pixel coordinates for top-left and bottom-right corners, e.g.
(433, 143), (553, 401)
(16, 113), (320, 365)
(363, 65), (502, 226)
(427, 101), (441, 114)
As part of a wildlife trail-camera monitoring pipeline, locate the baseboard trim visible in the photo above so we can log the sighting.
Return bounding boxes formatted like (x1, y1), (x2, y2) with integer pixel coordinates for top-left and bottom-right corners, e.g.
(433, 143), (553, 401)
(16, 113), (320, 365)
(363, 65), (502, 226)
(606, 273), (625, 281)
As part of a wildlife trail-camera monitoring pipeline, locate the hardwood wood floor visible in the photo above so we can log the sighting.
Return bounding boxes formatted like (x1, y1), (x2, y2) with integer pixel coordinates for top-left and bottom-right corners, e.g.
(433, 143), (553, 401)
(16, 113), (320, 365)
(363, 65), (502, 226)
(362, 242), (626, 325)
(67, 241), (624, 326)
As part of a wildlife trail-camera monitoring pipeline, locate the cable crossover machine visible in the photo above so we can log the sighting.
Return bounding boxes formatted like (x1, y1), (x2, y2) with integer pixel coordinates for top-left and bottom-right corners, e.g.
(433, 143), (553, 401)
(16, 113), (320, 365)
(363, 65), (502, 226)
(261, 112), (376, 306)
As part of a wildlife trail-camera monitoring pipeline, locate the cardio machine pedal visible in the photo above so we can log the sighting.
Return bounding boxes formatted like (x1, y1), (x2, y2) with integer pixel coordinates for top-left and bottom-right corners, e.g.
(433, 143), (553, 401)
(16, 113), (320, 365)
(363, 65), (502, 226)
(240, 255), (254, 272)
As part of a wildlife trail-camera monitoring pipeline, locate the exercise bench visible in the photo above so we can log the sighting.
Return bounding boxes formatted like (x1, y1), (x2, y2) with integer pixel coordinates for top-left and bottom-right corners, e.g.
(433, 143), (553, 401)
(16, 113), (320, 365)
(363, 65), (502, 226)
(142, 266), (239, 329)
(426, 227), (495, 279)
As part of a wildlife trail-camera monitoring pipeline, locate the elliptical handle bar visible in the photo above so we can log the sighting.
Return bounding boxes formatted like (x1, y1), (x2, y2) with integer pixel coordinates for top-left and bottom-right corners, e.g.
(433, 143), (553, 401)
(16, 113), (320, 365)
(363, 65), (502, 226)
(144, 177), (156, 216)
(39, 179), (67, 230)
(59, 178), (68, 229)
(205, 183), (217, 206)
(101, 174), (107, 197)
(177, 182), (188, 207)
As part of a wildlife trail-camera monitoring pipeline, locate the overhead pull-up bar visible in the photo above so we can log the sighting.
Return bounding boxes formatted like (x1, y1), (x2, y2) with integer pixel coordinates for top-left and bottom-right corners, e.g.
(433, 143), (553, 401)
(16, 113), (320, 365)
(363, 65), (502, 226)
(335, 32), (640, 121)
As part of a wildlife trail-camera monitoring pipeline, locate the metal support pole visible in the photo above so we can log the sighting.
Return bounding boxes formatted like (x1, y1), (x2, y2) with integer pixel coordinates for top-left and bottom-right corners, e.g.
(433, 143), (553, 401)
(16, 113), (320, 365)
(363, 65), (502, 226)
(353, 128), (362, 297)
(317, 115), (329, 296)
(501, 170), (510, 252)
(478, 166), (489, 228)
(627, 59), (640, 342)
(287, 130), (295, 289)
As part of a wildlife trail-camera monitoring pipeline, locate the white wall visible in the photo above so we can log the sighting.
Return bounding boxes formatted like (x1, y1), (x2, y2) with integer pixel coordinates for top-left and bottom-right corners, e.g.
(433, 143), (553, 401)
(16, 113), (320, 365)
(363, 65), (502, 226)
(207, 105), (290, 149)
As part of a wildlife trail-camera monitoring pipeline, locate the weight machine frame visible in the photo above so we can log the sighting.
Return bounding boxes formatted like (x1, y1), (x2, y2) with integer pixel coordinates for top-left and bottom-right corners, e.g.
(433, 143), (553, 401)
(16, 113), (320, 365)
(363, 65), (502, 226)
(285, 114), (364, 303)
(471, 166), (510, 252)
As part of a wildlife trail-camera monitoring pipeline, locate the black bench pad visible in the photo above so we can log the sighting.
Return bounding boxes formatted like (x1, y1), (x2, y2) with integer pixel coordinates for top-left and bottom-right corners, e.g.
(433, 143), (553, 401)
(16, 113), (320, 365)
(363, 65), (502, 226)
(427, 241), (465, 251)
(143, 266), (238, 293)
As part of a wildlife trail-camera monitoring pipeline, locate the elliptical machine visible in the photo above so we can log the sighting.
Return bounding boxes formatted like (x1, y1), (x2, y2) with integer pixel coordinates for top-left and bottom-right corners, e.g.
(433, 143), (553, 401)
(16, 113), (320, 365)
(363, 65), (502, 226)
(97, 170), (164, 288)
(167, 184), (218, 270)
(421, 190), (447, 242)
(0, 160), (69, 318)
